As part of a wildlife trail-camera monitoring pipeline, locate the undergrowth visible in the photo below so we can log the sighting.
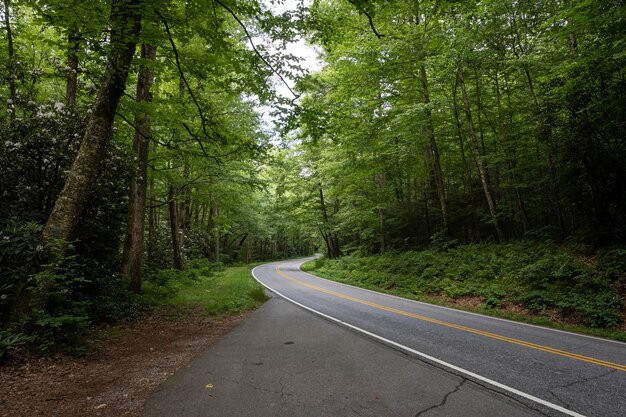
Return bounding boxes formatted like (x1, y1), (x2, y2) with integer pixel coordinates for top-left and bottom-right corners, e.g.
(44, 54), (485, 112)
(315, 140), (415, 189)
(302, 242), (626, 341)
(143, 259), (268, 315)
(0, 248), (267, 361)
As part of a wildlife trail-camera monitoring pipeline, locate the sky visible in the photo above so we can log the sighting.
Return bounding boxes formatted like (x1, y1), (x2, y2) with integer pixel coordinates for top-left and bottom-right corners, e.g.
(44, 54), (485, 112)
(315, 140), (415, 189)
(255, 0), (324, 138)
(264, 0), (323, 97)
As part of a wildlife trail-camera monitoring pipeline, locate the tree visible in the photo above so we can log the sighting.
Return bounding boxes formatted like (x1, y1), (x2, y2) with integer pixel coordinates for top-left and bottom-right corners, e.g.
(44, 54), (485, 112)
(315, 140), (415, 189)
(43, 0), (142, 246)
(121, 39), (157, 292)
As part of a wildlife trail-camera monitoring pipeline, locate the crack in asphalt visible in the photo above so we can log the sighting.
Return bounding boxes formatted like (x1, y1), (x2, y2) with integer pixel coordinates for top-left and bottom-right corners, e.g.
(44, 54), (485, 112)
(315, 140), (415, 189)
(277, 377), (287, 415)
(414, 379), (466, 417)
(390, 355), (551, 417)
(350, 406), (363, 415)
(548, 369), (616, 408)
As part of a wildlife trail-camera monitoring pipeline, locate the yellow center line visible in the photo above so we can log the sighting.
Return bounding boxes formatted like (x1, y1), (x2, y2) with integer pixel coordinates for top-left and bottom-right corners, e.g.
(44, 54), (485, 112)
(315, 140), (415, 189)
(275, 265), (626, 372)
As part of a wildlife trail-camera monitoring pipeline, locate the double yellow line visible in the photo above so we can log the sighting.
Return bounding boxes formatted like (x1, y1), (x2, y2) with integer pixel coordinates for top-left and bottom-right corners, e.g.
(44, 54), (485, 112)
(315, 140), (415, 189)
(276, 265), (626, 372)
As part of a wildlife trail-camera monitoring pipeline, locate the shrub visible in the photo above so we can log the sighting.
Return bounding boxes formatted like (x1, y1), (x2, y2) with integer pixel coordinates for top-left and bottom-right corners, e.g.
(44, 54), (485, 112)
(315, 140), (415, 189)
(34, 313), (90, 356)
(0, 330), (34, 362)
(0, 222), (48, 323)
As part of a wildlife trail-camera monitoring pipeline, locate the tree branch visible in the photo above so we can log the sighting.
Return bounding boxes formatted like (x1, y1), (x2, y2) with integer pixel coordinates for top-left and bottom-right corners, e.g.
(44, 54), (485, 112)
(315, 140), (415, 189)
(182, 122), (221, 165)
(363, 9), (385, 39)
(347, 0), (385, 39)
(213, 0), (299, 99)
(154, 8), (227, 147)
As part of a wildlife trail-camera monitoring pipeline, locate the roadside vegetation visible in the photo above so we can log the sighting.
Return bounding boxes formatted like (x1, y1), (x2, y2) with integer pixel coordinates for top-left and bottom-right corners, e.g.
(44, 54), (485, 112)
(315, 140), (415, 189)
(302, 243), (626, 342)
(150, 261), (268, 316)
(0, 248), (267, 361)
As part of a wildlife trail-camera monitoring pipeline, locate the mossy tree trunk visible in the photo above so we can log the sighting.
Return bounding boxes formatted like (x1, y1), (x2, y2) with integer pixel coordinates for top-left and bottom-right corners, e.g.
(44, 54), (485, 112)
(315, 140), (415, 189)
(43, 0), (143, 246)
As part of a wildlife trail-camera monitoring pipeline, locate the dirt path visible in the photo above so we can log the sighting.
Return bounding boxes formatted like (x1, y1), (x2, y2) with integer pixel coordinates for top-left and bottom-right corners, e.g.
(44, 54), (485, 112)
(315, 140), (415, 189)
(0, 309), (246, 417)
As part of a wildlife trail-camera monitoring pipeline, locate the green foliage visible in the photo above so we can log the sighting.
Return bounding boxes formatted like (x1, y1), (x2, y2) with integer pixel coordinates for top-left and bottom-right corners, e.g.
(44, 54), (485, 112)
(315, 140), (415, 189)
(0, 0), (307, 358)
(515, 252), (622, 327)
(597, 248), (626, 282)
(288, 0), (626, 254)
(309, 242), (625, 331)
(2, 0), (624, 357)
(86, 275), (142, 324)
(0, 330), (34, 362)
(142, 261), (267, 315)
(142, 258), (221, 304)
(0, 103), (85, 223)
(33, 313), (90, 356)
(0, 222), (141, 354)
(0, 222), (48, 323)
(169, 264), (268, 315)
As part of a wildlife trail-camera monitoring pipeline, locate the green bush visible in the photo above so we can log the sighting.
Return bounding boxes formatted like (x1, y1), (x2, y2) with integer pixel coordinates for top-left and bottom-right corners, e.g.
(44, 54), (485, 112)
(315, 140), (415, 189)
(598, 248), (626, 282)
(34, 313), (90, 356)
(0, 222), (48, 323)
(0, 330), (34, 362)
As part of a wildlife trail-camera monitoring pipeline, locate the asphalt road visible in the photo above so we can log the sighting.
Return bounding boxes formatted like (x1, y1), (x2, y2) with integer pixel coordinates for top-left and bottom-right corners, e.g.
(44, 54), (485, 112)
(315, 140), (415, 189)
(249, 258), (626, 417)
(144, 296), (543, 417)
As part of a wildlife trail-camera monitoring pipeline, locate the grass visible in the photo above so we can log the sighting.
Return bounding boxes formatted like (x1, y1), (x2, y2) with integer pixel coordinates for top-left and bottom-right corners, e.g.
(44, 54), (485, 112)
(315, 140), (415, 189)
(142, 260), (268, 316)
(301, 243), (626, 342)
(168, 264), (268, 315)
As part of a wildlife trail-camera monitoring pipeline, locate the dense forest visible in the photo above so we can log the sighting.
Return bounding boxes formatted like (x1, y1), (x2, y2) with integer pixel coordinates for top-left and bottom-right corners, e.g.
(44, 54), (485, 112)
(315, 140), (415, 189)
(1, 0), (625, 355)
(295, 0), (626, 253)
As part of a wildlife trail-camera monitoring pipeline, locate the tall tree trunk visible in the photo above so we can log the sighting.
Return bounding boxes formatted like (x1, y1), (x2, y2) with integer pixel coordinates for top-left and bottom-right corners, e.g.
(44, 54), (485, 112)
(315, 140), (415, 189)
(43, 0), (142, 246)
(523, 63), (567, 237)
(375, 172), (386, 252)
(193, 201), (200, 228)
(147, 141), (157, 263)
(121, 42), (156, 293)
(212, 205), (220, 262)
(473, 65), (492, 187)
(66, 24), (81, 107)
(457, 62), (505, 242)
(169, 184), (184, 269)
(3, 0), (16, 124)
(422, 185), (432, 239)
(319, 187), (340, 258)
(495, 70), (530, 233)
(568, 32), (577, 57)
(452, 79), (472, 195)
(200, 203), (206, 227)
(419, 65), (449, 234)
(408, 2), (449, 235)
(180, 164), (191, 231)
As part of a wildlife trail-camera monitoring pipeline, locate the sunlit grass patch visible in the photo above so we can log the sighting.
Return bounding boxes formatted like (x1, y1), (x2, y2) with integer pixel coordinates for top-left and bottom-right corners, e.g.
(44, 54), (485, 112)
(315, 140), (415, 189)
(168, 264), (268, 315)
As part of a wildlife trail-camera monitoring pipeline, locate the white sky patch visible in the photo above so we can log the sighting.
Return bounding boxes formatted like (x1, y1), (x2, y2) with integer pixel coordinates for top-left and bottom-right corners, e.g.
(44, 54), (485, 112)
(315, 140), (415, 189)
(267, 0), (323, 79)
(256, 0), (324, 140)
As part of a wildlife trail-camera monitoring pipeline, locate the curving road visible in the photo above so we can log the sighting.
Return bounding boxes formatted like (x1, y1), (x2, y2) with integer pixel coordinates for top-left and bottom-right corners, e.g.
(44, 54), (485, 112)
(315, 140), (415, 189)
(252, 258), (626, 417)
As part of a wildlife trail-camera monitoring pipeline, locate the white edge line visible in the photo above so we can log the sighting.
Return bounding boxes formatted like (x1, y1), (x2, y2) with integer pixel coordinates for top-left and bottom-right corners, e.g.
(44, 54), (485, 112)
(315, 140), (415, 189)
(294, 258), (626, 346)
(251, 263), (587, 417)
